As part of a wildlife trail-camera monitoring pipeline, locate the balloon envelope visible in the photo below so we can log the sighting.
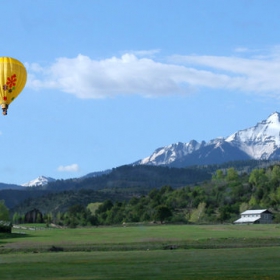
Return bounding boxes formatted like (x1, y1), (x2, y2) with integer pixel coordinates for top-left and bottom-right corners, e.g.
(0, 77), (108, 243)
(0, 57), (27, 115)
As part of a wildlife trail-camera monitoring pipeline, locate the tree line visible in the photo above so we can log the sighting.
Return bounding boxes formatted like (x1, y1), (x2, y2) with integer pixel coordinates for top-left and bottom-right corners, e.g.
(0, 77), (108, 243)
(91, 164), (280, 225)
(8, 163), (280, 226)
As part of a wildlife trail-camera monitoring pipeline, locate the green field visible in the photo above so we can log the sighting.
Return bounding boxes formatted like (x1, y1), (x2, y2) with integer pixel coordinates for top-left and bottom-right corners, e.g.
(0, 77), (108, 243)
(1, 224), (280, 279)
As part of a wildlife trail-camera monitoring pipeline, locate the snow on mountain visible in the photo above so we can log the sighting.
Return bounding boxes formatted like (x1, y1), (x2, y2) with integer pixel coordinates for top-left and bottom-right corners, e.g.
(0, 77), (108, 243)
(22, 176), (56, 187)
(226, 112), (280, 159)
(135, 112), (280, 167)
(139, 140), (205, 165)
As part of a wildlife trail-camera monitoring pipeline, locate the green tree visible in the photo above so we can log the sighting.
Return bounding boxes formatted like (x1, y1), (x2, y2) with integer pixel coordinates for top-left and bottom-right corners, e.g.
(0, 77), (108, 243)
(212, 169), (224, 180)
(273, 213), (280, 223)
(226, 168), (238, 181)
(189, 202), (206, 223)
(55, 212), (62, 224)
(239, 202), (249, 213)
(12, 212), (20, 224)
(154, 205), (172, 223)
(218, 205), (232, 223)
(66, 204), (93, 227)
(249, 169), (267, 187)
(87, 202), (102, 215)
(45, 213), (52, 225)
(149, 189), (161, 205)
(105, 202), (124, 224)
(271, 165), (280, 181)
(96, 200), (113, 214)
(160, 185), (173, 195)
(269, 187), (280, 210)
(249, 195), (258, 207)
(0, 200), (9, 221)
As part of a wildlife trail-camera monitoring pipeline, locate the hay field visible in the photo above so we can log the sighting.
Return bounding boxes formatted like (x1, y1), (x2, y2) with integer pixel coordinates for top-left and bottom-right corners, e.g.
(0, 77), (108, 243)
(0, 224), (280, 279)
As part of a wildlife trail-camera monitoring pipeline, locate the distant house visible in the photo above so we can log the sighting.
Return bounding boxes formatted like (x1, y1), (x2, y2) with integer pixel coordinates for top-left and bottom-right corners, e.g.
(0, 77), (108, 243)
(234, 209), (273, 224)
(0, 220), (12, 233)
(24, 208), (43, 223)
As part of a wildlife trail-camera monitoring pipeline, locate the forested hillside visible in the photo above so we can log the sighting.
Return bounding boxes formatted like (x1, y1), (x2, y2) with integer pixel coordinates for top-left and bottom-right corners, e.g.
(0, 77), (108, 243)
(6, 160), (269, 212)
(45, 164), (212, 191)
(83, 164), (280, 225)
(2, 164), (212, 210)
(9, 161), (280, 226)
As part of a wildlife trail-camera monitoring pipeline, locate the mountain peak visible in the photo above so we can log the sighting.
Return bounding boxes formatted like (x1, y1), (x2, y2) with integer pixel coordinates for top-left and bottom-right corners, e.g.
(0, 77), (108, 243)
(266, 111), (280, 123)
(22, 176), (56, 187)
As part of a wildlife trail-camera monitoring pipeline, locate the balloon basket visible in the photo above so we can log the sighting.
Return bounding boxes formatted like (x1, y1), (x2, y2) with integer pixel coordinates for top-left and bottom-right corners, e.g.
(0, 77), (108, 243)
(1, 104), (8, 115)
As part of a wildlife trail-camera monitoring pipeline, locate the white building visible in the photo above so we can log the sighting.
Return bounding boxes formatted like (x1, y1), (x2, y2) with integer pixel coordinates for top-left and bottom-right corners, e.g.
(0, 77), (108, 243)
(234, 209), (273, 224)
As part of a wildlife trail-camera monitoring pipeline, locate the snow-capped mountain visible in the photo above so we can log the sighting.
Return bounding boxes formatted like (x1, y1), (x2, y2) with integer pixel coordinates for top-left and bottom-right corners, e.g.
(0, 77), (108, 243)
(226, 112), (280, 159)
(22, 176), (56, 187)
(138, 140), (205, 166)
(135, 112), (280, 167)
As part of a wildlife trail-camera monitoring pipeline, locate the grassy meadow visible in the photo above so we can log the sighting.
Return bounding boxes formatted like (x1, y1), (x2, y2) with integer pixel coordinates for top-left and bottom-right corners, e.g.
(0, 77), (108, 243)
(1, 224), (280, 279)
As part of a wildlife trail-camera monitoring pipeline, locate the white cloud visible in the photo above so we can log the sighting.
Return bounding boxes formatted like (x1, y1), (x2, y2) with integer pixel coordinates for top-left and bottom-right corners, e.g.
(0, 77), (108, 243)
(27, 53), (192, 98)
(57, 164), (79, 172)
(234, 47), (250, 53)
(125, 49), (161, 57)
(170, 53), (280, 93)
(27, 47), (280, 99)
(26, 62), (45, 73)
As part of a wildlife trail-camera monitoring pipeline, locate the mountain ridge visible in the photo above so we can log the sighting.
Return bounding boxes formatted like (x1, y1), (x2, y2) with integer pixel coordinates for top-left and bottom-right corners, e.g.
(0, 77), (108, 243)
(134, 112), (280, 167)
(12, 112), (280, 187)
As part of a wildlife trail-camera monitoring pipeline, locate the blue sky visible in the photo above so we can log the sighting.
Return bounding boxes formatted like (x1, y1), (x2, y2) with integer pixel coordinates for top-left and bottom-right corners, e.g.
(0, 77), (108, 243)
(1, 0), (280, 185)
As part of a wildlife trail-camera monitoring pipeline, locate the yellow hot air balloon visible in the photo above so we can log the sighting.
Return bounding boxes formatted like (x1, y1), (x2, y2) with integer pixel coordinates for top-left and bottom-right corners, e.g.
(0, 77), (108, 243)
(0, 57), (27, 115)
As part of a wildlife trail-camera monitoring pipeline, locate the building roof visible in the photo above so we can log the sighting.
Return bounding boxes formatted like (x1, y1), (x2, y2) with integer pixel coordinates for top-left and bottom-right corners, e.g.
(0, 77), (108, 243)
(234, 216), (260, 224)
(0, 220), (12, 227)
(241, 209), (270, 215)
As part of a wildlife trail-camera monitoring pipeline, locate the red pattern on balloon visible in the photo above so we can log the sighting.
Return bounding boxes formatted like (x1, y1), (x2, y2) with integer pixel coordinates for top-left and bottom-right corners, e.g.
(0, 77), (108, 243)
(3, 74), (17, 93)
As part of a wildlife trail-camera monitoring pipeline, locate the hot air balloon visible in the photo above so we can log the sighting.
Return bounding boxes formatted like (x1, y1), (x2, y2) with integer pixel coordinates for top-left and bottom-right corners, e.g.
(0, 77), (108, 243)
(0, 57), (27, 115)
